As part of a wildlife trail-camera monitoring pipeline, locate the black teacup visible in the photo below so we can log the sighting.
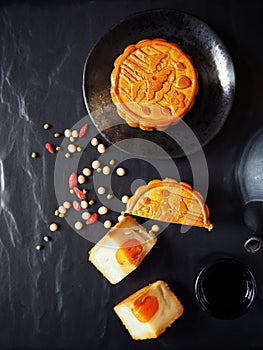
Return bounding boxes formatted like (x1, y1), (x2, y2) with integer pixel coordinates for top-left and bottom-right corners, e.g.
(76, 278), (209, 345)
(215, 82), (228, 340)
(195, 258), (256, 319)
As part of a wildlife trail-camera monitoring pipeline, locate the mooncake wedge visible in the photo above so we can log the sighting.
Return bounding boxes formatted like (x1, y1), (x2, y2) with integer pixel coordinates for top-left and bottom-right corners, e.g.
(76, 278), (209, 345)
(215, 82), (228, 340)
(125, 178), (213, 231)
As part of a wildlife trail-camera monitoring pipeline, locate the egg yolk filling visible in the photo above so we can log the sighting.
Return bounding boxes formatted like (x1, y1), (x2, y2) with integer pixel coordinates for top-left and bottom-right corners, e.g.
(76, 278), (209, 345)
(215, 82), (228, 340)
(132, 295), (159, 322)
(116, 238), (143, 265)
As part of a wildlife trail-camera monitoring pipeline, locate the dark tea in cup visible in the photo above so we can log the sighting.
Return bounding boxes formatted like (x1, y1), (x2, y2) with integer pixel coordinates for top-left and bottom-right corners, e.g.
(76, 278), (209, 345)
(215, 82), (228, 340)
(195, 258), (256, 319)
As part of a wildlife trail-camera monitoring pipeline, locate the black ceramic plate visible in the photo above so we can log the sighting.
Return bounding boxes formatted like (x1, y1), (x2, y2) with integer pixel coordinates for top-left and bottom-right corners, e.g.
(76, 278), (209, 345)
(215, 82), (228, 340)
(83, 9), (235, 159)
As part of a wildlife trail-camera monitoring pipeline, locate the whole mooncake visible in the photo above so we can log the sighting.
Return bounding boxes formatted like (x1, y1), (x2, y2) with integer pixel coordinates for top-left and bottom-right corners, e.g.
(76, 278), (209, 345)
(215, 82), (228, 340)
(110, 38), (198, 131)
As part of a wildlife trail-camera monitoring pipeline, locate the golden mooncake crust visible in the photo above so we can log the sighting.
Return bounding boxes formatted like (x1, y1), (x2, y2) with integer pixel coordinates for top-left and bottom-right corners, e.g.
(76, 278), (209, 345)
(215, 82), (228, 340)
(125, 178), (213, 231)
(110, 38), (198, 131)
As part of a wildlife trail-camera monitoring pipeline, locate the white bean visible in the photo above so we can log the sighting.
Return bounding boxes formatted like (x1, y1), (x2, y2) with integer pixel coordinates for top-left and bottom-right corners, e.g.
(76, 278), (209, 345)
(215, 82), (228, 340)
(98, 206), (108, 215)
(92, 160), (101, 169)
(58, 205), (67, 214)
(121, 195), (129, 204)
(118, 215), (125, 222)
(78, 175), (86, 184)
(91, 138), (98, 146)
(151, 224), (160, 233)
(71, 129), (79, 138)
(74, 221), (83, 230)
(81, 200), (88, 209)
(116, 167), (125, 176)
(103, 166), (111, 175)
(68, 144), (77, 153)
(98, 187), (106, 195)
(49, 223), (58, 232)
(64, 129), (72, 138)
(104, 220), (112, 229)
(97, 144), (106, 154)
(82, 212), (91, 220)
(82, 168), (91, 176)
(63, 201), (71, 209)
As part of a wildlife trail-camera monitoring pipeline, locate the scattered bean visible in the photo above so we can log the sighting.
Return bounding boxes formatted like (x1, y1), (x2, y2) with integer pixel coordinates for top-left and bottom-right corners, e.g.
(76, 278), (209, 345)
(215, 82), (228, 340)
(104, 220), (112, 229)
(107, 194), (113, 200)
(91, 138), (98, 146)
(58, 205), (67, 214)
(70, 136), (75, 142)
(109, 159), (115, 165)
(77, 146), (83, 152)
(54, 210), (59, 216)
(98, 186), (106, 195)
(78, 175), (86, 184)
(49, 223), (58, 232)
(54, 132), (61, 138)
(82, 211), (91, 220)
(83, 189), (87, 194)
(151, 224), (160, 233)
(96, 167), (102, 173)
(56, 146), (61, 151)
(43, 235), (51, 242)
(59, 213), (65, 218)
(75, 221), (83, 230)
(89, 200), (95, 206)
(121, 195), (129, 204)
(31, 152), (38, 158)
(103, 166), (111, 175)
(98, 206), (108, 215)
(81, 200), (88, 209)
(116, 167), (125, 176)
(43, 123), (51, 130)
(97, 144), (106, 154)
(65, 153), (71, 158)
(69, 189), (74, 194)
(64, 129), (72, 137)
(68, 144), (77, 153)
(71, 130), (79, 138)
(63, 201), (71, 209)
(92, 160), (101, 169)
(82, 168), (91, 176)
(118, 214), (125, 222)
(36, 244), (43, 250)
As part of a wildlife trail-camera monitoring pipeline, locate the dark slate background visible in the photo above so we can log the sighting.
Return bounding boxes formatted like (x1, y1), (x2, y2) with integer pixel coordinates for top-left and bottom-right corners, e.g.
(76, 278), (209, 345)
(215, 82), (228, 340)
(0, 1), (262, 349)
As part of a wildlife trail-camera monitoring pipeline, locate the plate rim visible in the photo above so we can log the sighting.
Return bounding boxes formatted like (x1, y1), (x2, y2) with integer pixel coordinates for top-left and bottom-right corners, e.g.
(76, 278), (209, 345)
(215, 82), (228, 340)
(82, 8), (236, 159)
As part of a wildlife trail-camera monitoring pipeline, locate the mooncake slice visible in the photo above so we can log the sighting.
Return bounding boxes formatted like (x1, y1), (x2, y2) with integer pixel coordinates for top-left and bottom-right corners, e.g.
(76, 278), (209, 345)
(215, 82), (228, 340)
(110, 38), (198, 131)
(88, 216), (157, 284)
(125, 178), (213, 231)
(114, 280), (184, 340)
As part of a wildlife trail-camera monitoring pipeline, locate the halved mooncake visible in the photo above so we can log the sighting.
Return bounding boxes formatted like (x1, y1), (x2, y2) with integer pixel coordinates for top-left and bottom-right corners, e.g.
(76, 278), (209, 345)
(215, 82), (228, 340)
(88, 216), (157, 284)
(125, 178), (213, 231)
(114, 280), (184, 340)
(110, 38), (198, 131)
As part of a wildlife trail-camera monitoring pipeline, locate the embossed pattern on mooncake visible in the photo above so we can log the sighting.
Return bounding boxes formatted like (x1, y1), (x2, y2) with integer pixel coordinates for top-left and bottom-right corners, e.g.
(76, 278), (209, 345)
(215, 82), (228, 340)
(110, 38), (198, 131)
(125, 178), (213, 231)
